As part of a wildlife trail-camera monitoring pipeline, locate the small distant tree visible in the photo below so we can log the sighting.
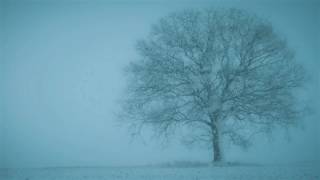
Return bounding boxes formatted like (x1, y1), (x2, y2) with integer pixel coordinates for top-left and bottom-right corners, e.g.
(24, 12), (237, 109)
(121, 8), (305, 162)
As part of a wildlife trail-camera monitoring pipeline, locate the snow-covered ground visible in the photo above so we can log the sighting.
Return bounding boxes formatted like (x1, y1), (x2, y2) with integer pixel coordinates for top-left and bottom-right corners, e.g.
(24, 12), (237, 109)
(1, 164), (319, 180)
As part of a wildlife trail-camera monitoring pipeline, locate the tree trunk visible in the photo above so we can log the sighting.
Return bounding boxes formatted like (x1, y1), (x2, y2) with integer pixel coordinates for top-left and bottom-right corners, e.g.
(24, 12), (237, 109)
(210, 113), (222, 162)
(212, 122), (222, 162)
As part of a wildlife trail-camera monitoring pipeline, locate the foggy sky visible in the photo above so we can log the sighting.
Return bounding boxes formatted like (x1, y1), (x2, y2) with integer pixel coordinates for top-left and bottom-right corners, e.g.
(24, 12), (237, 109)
(0, 0), (319, 168)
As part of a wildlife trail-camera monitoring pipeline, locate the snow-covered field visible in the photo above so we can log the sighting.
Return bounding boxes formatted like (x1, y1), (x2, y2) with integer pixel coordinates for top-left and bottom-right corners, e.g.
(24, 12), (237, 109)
(1, 164), (319, 180)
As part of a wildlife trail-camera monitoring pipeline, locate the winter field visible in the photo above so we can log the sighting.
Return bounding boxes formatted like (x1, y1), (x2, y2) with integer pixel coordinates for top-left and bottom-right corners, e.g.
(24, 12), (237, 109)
(1, 163), (319, 180)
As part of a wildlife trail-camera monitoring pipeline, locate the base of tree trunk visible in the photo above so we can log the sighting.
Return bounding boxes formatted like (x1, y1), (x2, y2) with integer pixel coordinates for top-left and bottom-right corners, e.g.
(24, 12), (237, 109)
(209, 161), (235, 167)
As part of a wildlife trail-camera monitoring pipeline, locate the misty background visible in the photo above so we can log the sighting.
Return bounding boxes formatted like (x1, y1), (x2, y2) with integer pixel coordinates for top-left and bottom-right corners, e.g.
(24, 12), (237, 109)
(0, 0), (319, 168)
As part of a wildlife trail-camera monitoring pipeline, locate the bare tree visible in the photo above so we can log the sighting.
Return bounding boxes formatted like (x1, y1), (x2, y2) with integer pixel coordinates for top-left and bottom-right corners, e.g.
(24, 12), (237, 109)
(121, 8), (305, 162)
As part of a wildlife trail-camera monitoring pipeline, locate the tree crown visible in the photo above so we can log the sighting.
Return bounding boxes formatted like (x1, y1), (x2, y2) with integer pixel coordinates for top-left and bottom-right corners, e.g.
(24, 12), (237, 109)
(122, 8), (305, 148)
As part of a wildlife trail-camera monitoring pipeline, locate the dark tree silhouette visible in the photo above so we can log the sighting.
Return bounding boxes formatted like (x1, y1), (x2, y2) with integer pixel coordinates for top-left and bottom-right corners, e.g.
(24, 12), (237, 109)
(121, 8), (305, 162)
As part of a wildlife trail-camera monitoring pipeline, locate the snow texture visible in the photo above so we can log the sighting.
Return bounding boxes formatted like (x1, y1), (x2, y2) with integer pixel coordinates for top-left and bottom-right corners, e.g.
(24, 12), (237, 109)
(1, 164), (319, 180)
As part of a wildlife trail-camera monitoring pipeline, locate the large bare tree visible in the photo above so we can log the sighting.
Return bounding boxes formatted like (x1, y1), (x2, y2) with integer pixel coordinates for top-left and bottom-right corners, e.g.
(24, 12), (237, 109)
(121, 8), (305, 162)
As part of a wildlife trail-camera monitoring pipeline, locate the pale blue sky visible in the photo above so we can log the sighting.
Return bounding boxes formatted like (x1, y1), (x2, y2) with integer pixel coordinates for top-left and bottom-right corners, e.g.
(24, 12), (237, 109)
(0, 0), (319, 168)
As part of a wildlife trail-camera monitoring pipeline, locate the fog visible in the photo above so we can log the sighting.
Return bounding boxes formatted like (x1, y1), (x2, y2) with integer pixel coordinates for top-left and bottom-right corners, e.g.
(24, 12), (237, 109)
(0, 0), (319, 168)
